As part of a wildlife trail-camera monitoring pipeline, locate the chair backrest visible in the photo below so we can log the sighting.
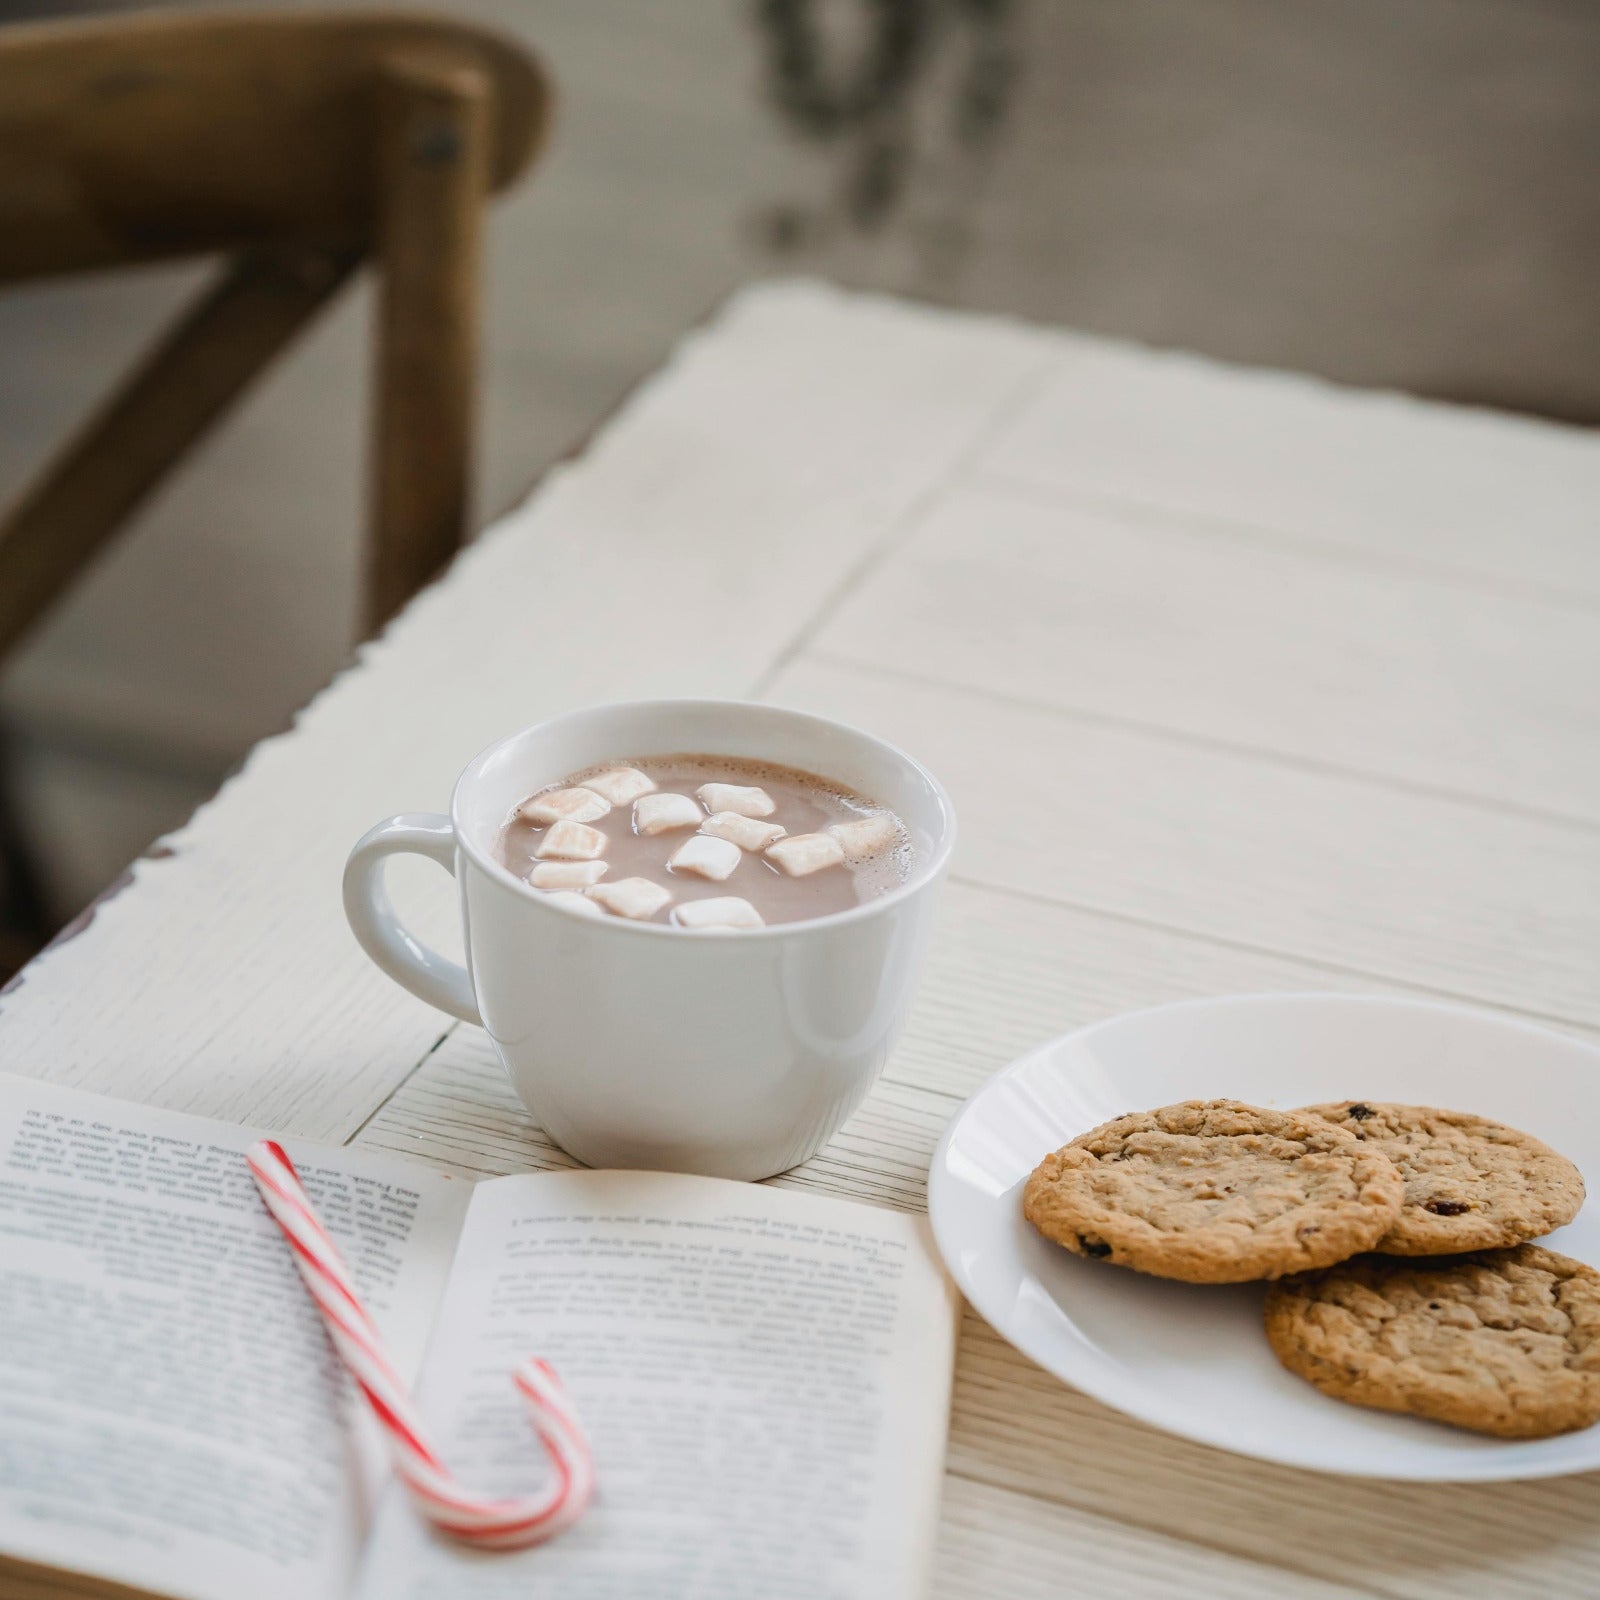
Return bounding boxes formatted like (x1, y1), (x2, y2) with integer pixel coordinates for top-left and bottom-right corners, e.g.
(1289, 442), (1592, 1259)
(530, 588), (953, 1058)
(0, 8), (548, 282)
(0, 8), (552, 654)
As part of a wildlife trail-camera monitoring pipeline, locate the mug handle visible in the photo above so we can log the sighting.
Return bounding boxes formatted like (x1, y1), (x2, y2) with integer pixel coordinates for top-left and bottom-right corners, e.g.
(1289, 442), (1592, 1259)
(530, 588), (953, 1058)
(343, 813), (483, 1025)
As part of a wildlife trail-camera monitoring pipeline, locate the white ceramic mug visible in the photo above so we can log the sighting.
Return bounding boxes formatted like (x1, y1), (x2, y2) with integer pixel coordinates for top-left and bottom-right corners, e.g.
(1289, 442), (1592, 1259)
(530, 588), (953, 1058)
(343, 700), (956, 1179)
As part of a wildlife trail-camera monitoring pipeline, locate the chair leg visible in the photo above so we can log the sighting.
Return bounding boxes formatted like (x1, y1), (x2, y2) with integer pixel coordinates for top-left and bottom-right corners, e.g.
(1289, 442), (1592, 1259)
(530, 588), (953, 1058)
(0, 730), (55, 974)
(365, 55), (492, 634)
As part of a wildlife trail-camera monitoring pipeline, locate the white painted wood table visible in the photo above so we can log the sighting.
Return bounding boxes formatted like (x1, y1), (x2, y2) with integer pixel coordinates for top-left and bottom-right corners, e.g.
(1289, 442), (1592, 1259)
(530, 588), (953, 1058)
(6, 282), (1599, 1598)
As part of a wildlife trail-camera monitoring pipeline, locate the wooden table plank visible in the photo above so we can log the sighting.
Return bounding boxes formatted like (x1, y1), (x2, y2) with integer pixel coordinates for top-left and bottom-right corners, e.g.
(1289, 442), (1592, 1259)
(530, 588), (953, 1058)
(882, 882), (1597, 1105)
(980, 332), (1600, 601)
(812, 481), (1600, 823)
(951, 1315), (1600, 1600)
(933, 1476), (1371, 1600)
(767, 657), (1600, 1028)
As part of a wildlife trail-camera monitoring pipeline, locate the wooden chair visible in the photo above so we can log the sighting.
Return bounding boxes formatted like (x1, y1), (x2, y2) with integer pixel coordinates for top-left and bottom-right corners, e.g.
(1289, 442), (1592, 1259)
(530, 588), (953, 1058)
(0, 8), (550, 964)
(0, 6), (551, 645)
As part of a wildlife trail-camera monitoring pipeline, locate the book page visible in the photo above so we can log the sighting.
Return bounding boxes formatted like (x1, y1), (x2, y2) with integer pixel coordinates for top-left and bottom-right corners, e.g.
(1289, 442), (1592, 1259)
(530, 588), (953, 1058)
(0, 1076), (470, 1600)
(355, 1169), (959, 1600)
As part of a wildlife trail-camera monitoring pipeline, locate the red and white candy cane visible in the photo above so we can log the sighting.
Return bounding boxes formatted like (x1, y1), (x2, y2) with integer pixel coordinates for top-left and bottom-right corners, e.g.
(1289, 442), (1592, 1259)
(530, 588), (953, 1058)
(247, 1139), (594, 1549)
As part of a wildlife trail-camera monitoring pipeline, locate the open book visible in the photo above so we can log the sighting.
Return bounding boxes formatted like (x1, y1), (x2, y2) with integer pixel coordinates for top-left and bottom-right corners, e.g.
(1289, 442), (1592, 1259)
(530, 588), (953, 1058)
(0, 1074), (958, 1600)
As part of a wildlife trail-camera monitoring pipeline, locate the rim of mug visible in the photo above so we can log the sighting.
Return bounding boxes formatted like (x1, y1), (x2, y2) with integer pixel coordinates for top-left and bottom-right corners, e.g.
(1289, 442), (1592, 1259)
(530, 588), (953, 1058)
(450, 698), (958, 939)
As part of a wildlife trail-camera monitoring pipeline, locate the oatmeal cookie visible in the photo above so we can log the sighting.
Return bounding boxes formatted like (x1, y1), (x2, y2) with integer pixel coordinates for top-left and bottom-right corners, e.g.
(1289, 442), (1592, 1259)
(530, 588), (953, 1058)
(1022, 1099), (1404, 1283)
(1264, 1245), (1600, 1439)
(1302, 1103), (1584, 1255)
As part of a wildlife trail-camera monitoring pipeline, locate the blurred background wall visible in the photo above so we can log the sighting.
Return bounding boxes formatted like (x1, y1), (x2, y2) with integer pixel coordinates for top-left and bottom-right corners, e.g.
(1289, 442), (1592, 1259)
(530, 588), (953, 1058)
(1, 0), (1597, 937)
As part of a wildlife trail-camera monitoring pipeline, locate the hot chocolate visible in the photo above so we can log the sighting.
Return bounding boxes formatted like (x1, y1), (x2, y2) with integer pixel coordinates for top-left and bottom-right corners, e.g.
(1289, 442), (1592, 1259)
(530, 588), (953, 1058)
(497, 754), (913, 929)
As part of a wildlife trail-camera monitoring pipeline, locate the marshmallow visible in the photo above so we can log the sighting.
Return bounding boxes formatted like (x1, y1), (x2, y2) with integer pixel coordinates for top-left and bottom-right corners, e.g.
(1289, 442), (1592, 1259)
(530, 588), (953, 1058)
(633, 792), (703, 836)
(696, 782), (774, 818)
(673, 897), (764, 931)
(700, 811), (786, 851)
(668, 834), (742, 882)
(544, 890), (606, 919)
(766, 832), (845, 877)
(517, 786), (610, 826)
(583, 767), (656, 805)
(588, 877), (672, 921)
(827, 813), (901, 858)
(528, 860), (608, 890)
(536, 820), (607, 860)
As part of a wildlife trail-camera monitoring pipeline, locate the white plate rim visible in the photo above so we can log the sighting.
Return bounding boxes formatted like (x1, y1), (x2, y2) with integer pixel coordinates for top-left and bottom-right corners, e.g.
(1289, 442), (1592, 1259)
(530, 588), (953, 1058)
(927, 991), (1600, 1482)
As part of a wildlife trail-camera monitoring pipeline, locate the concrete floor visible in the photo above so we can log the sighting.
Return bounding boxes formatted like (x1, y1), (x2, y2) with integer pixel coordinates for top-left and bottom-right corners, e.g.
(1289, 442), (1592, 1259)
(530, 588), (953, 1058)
(2, 0), (1597, 924)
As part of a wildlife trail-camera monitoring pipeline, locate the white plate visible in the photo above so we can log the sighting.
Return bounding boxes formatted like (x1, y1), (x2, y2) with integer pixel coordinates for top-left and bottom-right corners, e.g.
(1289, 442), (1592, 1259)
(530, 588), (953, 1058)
(927, 993), (1600, 1481)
